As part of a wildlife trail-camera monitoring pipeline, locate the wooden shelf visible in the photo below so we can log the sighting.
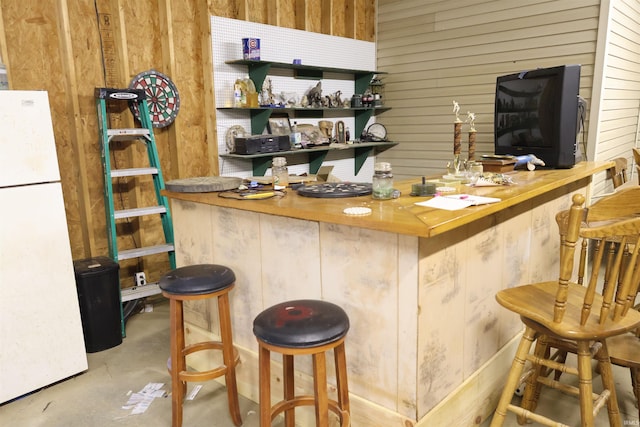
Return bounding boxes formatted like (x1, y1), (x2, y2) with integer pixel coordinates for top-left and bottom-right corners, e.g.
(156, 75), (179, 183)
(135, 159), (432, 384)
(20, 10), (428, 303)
(220, 142), (397, 176)
(217, 106), (390, 136)
(221, 60), (394, 175)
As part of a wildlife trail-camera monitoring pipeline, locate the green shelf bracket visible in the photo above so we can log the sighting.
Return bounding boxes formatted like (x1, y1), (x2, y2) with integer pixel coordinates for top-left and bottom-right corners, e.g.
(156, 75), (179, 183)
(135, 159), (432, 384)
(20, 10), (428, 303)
(251, 157), (273, 176)
(308, 151), (329, 174)
(250, 109), (272, 134)
(354, 72), (375, 95)
(246, 62), (271, 92)
(354, 146), (374, 175)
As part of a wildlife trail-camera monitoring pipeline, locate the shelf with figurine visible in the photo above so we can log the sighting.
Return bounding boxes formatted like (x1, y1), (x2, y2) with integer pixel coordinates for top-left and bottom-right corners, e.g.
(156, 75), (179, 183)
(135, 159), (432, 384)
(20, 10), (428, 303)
(222, 60), (390, 138)
(221, 119), (395, 176)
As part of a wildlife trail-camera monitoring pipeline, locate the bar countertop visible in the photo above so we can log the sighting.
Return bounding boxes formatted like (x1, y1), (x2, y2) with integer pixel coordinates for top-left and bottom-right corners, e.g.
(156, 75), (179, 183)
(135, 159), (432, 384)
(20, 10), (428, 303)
(163, 161), (611, 239)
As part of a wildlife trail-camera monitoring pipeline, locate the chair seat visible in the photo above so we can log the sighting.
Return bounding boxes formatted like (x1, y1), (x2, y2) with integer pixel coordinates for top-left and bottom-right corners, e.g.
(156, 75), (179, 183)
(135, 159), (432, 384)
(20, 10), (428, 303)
(253, 299), (350, 348)
(607, 332), (640, 368)
(159, 264), (235, 295)
(496, 281), (640, 340)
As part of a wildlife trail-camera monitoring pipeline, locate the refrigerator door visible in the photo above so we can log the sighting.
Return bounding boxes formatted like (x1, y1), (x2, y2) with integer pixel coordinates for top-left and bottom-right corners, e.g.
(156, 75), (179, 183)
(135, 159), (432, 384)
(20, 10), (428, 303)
(0, 91), (60, 187)
(0, 182), (88, 403)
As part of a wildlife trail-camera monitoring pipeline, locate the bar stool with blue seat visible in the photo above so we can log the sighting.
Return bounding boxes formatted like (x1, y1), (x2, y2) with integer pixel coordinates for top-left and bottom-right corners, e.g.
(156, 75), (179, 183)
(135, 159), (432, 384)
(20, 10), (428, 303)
(159, 264), (242, 427)
(253, 299), (351, 427)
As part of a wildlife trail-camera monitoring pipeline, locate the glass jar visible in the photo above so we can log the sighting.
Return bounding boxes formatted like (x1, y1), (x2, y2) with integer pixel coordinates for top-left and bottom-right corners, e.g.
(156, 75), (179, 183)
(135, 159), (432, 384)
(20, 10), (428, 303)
(372, 162), (393, 200)
(272, 157), (289, 190)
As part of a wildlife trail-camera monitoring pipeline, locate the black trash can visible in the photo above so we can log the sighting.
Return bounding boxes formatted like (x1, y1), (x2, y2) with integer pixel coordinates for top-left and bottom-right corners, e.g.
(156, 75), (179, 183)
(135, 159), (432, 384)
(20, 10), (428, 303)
(73, 256), (122, 353)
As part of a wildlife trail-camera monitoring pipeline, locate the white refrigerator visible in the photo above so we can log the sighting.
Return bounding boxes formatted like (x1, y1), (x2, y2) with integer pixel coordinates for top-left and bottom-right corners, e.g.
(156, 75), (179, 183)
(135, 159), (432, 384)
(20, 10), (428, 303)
(0, 91), (88, 403)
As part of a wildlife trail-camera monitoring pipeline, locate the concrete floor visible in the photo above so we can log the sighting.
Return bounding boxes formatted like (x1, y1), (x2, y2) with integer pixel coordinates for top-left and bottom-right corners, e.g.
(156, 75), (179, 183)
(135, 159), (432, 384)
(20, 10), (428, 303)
(1, 296), (638, 427)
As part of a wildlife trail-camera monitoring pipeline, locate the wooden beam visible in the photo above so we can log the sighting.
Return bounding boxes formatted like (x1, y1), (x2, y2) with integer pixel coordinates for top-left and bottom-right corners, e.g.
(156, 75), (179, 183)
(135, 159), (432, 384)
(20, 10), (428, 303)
(158, 0), (180, 178)
(55, 0), (97, 258)
(200, 0), (219, 175)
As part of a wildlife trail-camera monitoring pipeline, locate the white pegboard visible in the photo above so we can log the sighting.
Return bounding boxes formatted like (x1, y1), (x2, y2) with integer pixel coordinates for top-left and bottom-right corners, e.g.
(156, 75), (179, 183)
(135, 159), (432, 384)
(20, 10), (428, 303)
(211, 16), (378, 181)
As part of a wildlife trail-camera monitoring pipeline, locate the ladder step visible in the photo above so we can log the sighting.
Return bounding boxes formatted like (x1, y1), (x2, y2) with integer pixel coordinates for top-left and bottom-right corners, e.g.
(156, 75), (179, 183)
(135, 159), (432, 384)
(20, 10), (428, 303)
(107, 128), (150, 141)
(121, 282), (162, 302)
(111, 167), (158, 178)
(118, 244), (175, 261)
(114, 206), (167, 219)
(95, 87), (146, 101)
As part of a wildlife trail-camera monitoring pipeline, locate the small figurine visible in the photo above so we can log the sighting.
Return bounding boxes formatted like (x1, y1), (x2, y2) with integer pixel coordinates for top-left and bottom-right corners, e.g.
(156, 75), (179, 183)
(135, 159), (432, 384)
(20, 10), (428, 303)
(453, 100), (461, 122)
(465, 111), (477, 131)
(515, 154), (546, 171)
(260, 77), (275, 106)
(306, 82), (323, 108)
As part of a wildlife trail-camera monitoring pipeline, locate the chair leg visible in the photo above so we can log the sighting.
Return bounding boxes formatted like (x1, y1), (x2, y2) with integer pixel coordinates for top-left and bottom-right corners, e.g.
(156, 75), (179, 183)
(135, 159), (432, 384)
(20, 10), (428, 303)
(334, 342), (350, 425)
(283, 354), (295, 427)
(259, 345), (272, 427)
(313, 351), (330, 427)
(218, 293), (242, 427)
(631, 367), (640, 419)
(490, 326), (537, 427)
(519, 334), (549, 420)
(576, 340), (596, 427)
(595, 341), (621, 427)
(169, 298), (185, 427)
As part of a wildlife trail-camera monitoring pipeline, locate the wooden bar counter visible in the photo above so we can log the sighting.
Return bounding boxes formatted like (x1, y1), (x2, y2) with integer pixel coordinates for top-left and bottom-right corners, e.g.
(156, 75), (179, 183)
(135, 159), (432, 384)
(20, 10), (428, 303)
(164, 161), (610, 427)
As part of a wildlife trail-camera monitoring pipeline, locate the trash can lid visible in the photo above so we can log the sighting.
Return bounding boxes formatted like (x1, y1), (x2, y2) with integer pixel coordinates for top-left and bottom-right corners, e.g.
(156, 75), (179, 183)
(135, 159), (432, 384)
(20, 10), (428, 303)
(73, 256), (119, 275)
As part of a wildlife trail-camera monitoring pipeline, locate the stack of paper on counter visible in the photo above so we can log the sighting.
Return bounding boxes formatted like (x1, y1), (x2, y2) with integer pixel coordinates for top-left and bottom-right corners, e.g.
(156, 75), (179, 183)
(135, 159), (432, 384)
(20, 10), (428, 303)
(415, 194), (501, 211)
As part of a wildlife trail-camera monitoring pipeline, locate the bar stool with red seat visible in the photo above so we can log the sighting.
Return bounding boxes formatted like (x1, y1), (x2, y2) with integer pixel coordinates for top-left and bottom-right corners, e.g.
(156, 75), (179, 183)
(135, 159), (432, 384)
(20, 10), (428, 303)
(159, 264), (242, 427)
(253, 299), (351, 427)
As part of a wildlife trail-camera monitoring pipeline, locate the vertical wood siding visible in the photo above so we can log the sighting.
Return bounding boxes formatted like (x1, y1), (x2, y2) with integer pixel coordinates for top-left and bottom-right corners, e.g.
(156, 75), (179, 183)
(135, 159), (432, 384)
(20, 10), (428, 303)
(376, 0), (602, 179)
(0, 0), (374, 284)
(590, 0), (640, 194)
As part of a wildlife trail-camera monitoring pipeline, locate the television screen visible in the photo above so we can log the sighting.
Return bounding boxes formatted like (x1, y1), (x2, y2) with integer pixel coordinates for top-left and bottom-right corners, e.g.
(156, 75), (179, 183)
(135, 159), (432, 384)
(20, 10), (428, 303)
(494, 64), (581, 168)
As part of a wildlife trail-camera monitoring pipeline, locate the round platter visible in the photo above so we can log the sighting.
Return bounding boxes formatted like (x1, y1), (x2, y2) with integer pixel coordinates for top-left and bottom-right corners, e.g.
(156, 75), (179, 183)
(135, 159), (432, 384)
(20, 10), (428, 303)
(129, 69), (180, 128)
(297, 182), (372, 198)
(165, 176), (242, 193)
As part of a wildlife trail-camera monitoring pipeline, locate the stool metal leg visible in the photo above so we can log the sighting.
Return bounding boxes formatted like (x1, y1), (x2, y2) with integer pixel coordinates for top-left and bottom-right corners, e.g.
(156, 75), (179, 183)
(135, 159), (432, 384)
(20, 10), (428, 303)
(259, 345), (272, 427)
(313, 351), (330, 427)
(218, 292), (242, 426)
(283, 354), (295, 427)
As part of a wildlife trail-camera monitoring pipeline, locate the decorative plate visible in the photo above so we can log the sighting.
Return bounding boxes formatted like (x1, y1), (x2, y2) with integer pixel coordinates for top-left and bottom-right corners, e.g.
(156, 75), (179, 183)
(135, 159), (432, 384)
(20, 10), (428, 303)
(225, 125), (247, 152)
(297, 182), (372, 198)
(129, 69), (180, 128)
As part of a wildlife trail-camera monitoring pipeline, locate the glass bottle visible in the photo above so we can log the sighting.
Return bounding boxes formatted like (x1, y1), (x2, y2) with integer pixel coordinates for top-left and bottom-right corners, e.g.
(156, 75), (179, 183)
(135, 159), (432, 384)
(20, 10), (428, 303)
(272, 157), (289, 190)
(372, 162), (393, 200)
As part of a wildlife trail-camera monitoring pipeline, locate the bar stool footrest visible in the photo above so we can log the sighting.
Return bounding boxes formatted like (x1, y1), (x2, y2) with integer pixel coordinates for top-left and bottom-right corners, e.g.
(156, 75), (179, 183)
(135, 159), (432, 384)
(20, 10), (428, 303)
(176, 341), (240, 383)
(271, 396), (348, 425)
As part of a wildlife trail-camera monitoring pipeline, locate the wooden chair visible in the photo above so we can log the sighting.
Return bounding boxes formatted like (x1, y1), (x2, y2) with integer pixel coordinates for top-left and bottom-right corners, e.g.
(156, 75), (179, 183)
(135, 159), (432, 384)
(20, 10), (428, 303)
(490, 193), (640, 427)
(524, 187), (640, 419)
(609, 157), (628, 189)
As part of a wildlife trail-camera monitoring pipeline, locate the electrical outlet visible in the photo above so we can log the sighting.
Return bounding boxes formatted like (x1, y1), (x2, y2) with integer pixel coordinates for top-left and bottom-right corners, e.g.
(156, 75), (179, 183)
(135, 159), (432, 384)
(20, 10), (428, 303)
(134, 272), (146, 287)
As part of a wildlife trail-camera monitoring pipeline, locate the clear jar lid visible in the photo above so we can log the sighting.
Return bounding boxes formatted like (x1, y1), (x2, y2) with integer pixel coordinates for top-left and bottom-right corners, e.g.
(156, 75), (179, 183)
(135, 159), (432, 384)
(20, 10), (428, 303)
(272, 157), (287, 167)
(374, 162), (391, 172)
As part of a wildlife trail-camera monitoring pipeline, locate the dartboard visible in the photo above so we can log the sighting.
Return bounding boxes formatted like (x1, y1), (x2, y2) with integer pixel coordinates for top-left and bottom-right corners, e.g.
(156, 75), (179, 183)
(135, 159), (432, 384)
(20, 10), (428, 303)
(129, 69), (180, 128)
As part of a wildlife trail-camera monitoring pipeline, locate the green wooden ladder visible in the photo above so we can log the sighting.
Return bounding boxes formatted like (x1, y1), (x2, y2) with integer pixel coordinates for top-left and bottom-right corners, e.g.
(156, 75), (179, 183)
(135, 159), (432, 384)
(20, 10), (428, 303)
(95, 87), (176, 335)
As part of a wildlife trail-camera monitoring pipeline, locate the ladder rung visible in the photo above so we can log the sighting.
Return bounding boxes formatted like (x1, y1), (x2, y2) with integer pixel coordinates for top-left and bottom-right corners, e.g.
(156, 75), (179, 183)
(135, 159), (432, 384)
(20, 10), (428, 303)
(121, 282), (162, 302)
(107, 128), (150, 141)
(118, 244), (175, 261)
(114, 206), (167, 219)
(111, 167), (158, 178)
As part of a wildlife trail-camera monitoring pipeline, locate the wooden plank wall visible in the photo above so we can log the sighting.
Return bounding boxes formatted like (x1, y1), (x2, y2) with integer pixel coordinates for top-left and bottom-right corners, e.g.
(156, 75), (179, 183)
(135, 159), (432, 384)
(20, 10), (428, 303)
(376, 0), (602, 179)
(590, 0), (640, 194)
(0, 0), (375, 285)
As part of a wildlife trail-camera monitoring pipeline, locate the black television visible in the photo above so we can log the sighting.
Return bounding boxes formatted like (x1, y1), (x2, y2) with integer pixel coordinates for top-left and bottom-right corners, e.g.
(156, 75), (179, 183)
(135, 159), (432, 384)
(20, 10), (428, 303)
(494, 64), (581, 168)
